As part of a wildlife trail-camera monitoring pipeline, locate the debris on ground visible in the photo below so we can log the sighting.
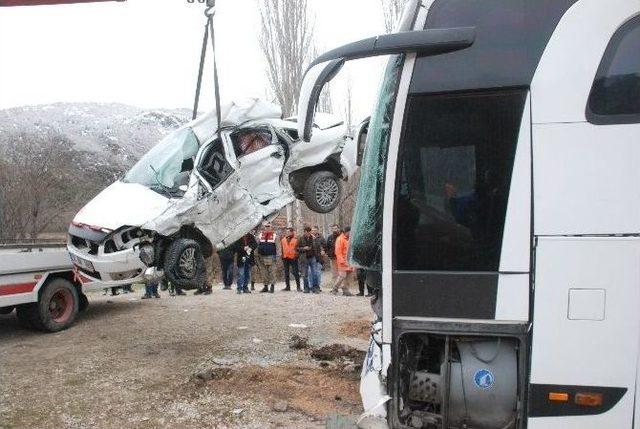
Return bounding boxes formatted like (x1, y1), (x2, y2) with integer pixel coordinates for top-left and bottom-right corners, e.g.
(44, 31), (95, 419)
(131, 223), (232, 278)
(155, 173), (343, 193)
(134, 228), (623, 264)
(192, 366), (234, 382)
(338, 318), (371, 340)
(311, 344), (366, 363)
(273, 400), (289, 412)
(289, 323), (308, 329)
(1, 286), (372, 429)
(289, 334), (310, 350)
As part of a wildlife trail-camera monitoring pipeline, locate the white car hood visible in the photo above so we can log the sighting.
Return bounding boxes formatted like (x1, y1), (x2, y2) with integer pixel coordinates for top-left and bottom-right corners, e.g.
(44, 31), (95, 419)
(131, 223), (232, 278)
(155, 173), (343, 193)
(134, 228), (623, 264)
(73, 181), (171, 231)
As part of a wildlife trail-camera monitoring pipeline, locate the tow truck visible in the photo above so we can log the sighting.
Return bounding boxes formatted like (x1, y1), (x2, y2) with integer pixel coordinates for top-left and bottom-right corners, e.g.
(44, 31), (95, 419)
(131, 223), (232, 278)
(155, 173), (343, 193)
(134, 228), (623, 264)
(0, 0), (125, 332)
(0, 241), (102, 331)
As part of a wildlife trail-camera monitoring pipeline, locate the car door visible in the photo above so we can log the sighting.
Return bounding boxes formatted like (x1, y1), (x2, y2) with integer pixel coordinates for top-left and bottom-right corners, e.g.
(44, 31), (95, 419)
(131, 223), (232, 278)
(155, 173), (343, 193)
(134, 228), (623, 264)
(193, 138), (266, 249)
(231, 126), (287, 203)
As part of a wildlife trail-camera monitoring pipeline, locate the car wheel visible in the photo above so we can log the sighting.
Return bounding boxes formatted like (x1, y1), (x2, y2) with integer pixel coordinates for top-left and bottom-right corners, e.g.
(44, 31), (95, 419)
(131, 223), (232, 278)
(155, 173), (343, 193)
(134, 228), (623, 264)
(17, 278), (79, 332)
(303, 171), (342, 213)
(164, 238), (207, 290)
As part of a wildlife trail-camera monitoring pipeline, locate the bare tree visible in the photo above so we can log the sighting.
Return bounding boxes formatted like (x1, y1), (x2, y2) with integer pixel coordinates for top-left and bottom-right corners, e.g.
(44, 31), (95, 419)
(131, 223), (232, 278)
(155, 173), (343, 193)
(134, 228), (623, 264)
(0, 130), (111, 241)
(258, 0), (315, 117)
(381, 0), (408, 33)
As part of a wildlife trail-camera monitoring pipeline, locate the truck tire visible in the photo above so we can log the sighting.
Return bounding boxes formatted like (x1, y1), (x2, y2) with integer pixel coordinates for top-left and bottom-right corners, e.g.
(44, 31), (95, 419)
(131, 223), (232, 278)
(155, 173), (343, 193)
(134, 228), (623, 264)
(79, 293), (89, 312)
(164, 238), (206, 290)
(0, 306), (15, 315)
(17, 278), (79, 332)
(303, 171), (342, 214)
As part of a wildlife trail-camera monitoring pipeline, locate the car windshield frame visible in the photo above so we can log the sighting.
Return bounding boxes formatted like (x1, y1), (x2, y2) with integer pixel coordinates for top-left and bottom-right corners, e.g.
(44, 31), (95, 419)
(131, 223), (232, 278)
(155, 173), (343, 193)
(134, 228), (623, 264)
(122, 128), (200, 196)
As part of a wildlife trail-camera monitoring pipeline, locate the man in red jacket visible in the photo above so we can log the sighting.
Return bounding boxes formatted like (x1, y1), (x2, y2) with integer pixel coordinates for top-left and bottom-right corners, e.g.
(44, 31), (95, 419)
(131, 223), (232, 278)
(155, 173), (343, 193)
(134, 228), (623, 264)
(331, 227), (354, 296)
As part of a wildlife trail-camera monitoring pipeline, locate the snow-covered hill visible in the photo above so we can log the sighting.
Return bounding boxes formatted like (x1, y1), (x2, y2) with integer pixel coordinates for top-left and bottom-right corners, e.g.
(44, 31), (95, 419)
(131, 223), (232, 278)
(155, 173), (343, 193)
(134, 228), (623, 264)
(0, 102), (191, 171)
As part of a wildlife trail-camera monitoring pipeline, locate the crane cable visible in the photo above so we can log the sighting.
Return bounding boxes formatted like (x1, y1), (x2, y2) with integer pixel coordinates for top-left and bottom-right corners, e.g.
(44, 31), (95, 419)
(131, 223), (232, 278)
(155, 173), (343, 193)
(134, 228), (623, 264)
(193, 1), (222, 136)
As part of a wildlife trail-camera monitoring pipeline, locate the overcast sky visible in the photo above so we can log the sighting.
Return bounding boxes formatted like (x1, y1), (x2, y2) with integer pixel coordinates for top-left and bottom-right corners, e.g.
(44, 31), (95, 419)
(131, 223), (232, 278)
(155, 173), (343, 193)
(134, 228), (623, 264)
(0, 0), (389, 123)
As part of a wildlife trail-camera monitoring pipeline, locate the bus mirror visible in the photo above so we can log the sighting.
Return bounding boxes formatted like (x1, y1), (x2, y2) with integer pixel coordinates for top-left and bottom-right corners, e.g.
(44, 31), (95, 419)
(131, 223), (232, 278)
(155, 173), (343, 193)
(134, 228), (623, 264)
(298, 27), (475, 142)
(356, 117), (370, 167)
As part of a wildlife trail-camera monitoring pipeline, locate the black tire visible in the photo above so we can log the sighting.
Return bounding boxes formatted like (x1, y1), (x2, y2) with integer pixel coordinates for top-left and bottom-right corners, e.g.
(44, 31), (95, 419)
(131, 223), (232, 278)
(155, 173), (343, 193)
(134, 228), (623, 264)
(0, 306), (15, 315)
(79, 293), (89, 312)
(303, 170), (343, 214)
(17, 278), (79, 332)
(16, 304), (36, 328)
(164, 238), (207, 290)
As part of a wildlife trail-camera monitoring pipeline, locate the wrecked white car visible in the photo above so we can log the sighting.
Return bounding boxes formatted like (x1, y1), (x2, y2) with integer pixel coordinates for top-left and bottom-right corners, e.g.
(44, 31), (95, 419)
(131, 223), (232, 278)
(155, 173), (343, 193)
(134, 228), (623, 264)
(67, 99), (356, 289)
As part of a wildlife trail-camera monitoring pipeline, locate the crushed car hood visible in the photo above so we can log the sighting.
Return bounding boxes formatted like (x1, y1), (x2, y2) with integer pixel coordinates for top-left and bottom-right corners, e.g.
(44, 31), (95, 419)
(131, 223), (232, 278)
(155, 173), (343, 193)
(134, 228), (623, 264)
(73, 181), (171, 231)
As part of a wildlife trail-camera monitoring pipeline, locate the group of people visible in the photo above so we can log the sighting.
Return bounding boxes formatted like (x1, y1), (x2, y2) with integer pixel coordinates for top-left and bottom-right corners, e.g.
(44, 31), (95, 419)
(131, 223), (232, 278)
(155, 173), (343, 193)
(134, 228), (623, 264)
(219, 222), (373, 297)
(135, 222), (373, 299)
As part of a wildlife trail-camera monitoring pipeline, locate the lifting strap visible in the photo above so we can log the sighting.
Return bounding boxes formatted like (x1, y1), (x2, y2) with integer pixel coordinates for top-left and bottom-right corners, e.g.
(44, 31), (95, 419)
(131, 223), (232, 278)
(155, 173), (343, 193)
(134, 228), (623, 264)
(193, 1), (222, 136)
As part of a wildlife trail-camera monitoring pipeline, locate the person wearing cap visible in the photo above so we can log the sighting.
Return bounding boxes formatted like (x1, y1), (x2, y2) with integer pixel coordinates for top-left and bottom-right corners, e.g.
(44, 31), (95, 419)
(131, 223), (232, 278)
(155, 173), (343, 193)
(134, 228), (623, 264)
(280, 227), (301, 291)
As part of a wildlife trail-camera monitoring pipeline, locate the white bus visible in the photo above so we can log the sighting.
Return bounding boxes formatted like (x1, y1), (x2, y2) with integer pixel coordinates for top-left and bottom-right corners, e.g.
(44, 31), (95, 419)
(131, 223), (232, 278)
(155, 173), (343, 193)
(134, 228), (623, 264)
(298, 0), (640, 428)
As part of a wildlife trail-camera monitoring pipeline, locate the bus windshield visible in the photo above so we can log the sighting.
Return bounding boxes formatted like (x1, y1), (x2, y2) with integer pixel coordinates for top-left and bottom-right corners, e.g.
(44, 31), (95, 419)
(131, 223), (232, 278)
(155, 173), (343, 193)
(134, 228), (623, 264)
(349, 54), (404, 271)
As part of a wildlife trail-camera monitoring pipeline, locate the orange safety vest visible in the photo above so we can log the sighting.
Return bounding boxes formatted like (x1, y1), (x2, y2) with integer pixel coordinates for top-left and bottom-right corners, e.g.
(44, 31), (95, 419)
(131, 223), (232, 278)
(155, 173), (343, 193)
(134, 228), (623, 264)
(281, 236), (298, 260)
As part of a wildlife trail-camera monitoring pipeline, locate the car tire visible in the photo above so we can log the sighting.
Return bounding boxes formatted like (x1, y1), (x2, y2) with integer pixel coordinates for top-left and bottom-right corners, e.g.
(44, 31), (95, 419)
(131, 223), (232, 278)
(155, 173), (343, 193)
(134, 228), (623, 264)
(303, 171), (343, 214)
(164, 238), (207, 290)
(17, 278), (79, 332)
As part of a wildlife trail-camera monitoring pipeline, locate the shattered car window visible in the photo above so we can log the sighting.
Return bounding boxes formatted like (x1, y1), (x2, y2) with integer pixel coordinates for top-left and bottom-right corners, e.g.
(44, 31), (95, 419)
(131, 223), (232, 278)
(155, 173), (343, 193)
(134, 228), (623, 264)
(350, 55), (405, 271)
(123, 128), (199, 193)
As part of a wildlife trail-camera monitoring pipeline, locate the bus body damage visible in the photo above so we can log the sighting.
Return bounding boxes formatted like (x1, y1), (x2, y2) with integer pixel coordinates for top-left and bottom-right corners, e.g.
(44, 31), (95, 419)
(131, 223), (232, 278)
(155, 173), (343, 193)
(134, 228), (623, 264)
(68, 99), (357, 290)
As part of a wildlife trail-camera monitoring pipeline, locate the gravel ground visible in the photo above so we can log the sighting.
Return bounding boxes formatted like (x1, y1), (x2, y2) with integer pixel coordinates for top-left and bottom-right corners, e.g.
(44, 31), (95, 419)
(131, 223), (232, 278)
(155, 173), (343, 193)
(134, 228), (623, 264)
(0, 283), (373, 429)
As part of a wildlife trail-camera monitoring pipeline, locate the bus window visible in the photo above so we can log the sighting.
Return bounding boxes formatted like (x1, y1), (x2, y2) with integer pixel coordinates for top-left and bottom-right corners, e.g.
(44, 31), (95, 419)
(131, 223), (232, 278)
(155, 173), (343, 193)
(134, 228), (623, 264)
(394, 89), (526, 272)
(588, 15), (640, 124)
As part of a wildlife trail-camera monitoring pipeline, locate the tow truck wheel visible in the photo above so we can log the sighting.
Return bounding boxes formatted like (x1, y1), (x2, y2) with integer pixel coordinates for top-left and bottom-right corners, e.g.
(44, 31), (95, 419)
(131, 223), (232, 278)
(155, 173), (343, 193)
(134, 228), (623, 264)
(303, 171), (343, 214)
(0, 306), (15, 315)
(164, 238), (206, 290)
(17, 279), (79, 332)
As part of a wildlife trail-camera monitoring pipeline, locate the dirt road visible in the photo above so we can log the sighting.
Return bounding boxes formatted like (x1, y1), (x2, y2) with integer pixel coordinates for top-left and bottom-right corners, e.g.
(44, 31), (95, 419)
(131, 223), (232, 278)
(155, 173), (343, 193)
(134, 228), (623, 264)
(0, 284), (373, 429)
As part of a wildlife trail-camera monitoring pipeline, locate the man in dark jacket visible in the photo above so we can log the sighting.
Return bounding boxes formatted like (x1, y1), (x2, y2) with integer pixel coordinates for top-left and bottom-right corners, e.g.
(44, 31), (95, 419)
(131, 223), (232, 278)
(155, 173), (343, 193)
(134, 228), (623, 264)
(297, 226), (320, 293)
(218, 248), (234, 290)
(325, 224), (341, 285)
(256, 222), (278, 293)
(234, 233), (257, 294)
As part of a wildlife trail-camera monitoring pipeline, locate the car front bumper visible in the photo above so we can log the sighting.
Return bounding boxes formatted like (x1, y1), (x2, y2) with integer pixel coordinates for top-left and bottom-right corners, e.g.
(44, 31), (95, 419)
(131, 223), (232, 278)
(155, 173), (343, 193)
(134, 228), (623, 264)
(67, 243), (147, 286)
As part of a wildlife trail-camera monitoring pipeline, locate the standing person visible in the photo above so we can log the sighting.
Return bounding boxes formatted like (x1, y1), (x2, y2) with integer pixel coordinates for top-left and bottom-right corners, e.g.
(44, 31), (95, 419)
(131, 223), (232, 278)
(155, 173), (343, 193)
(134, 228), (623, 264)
(331, 226), (354, 296)
(256, 221), (278, 293)
(312, 226), (326, 289)
(325, 224), (341, 286)
(218, 248), (235, 290)
(234, 232), (257, 294)
(280, 227), (301, 291)
(297, 226), (320, 294)
(142, 268), (161, 299)
(356, 268), (374, 297)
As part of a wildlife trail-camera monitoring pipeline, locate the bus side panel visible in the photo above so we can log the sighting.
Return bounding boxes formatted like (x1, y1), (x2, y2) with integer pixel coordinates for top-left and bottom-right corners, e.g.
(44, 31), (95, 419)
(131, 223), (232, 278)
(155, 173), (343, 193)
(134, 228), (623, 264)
(528, 237), (640, 428)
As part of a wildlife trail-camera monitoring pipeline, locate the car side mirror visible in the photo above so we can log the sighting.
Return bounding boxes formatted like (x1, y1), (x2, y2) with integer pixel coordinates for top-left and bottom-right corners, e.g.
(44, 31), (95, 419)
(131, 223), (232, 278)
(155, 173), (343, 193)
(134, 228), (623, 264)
(355, 117), (370, 167)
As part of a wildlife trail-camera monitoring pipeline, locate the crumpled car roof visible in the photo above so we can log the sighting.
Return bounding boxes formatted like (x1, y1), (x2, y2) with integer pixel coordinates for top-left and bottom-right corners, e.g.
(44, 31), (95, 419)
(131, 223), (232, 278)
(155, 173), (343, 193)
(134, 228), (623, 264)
(191, 98), (282, 144)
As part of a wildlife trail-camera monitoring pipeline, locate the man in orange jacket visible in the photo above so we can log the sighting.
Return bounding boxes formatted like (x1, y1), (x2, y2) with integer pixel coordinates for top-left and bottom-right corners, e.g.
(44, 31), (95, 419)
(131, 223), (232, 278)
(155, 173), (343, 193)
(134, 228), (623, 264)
(331, 226), (354, 296)
(280, 227), (301, 291)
